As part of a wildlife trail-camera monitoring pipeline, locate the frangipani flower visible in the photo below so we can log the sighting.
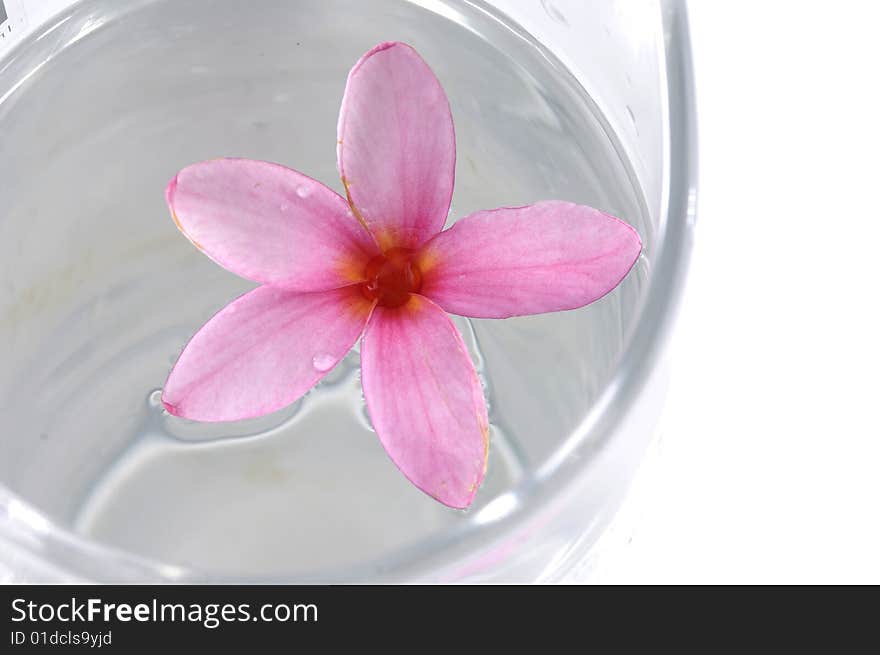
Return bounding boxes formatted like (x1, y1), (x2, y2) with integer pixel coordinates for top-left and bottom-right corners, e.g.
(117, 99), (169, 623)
(162, 42), (642, 508)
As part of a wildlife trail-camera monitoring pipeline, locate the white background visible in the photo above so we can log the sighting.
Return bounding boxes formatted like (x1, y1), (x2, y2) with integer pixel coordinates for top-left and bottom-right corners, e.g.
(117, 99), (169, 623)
(3, 0), (878, 583)
(598, 1), (880, 583)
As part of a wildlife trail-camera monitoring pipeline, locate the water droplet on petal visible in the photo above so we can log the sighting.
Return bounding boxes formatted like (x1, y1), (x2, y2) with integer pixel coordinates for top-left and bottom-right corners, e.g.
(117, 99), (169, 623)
(296, 185), (311, 199)
(312, 353), (336, 372)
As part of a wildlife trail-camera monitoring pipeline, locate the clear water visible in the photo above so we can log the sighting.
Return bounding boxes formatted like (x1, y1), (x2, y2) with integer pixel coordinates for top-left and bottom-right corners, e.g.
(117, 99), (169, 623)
(0, 0), (649, 579)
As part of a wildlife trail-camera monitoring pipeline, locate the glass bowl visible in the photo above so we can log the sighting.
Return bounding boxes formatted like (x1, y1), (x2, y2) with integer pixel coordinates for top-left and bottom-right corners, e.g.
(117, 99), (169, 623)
(0, 0), (696, 582)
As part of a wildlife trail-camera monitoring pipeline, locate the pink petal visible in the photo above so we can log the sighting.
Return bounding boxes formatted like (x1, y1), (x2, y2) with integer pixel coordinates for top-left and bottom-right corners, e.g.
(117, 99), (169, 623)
(417, 201), (642, 318)
(167, 158), (379, 291)
(163, 285), (373, 422)
(337, 42), (455, 251)
(361, 295), (489, 509)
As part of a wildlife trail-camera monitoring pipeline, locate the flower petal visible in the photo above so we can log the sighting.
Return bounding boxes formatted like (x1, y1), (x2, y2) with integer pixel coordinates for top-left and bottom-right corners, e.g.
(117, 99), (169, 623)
(167, 158), (379, 291)
(163, 285), (373, 422)
(337, 42), (455, 251)
(361, 295), (489, 508)
(417, 201), (643, 318)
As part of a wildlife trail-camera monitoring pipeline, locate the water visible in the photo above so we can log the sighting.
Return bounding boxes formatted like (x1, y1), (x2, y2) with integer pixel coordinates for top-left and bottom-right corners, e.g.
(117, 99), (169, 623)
(0, 0), (649, 579)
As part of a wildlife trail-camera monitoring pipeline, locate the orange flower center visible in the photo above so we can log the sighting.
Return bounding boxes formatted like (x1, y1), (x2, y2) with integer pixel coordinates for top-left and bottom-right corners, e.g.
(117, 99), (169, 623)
(360, 248), (422, 308)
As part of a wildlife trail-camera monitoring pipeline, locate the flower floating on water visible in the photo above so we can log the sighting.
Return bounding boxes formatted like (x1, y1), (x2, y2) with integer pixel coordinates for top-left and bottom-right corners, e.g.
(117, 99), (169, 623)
(162, 42), (642, 508)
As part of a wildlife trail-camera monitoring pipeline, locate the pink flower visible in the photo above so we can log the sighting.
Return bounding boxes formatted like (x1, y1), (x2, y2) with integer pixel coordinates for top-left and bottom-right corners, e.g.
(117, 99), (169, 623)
(162, 42), (642, 508)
